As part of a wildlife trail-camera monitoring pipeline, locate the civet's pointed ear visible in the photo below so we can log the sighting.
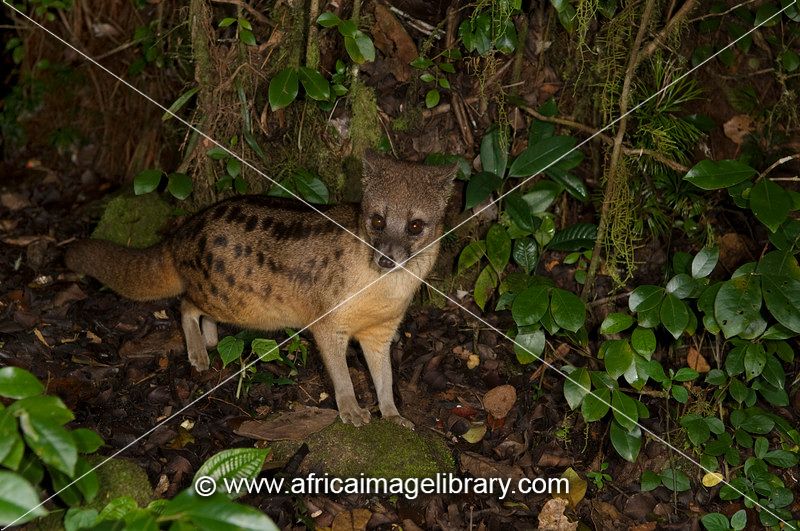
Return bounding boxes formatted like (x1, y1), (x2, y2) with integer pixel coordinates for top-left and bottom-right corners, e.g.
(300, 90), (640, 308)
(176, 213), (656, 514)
(430, 161), (459, 187)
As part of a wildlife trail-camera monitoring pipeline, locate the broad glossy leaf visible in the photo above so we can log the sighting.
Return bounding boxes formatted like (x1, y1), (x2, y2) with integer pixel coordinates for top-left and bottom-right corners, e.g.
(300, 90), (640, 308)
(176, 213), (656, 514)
(631, 327), (656, 357)
(629, 285), (664, 313)
(757, 250), (800, 279)
(508, 136), (577, 177)
(581, 386), (610, 421)
(563, 367), (590, 410)
(604, 339), (634, 378)
(523, 180), (561, 212)
(660, 293), (689, 339)
(600, 313), (634, 334)
(457, 241), (486, 274)
(268, 67), (299, 111)
(473, 265), (498, 310)
(683, 159), (755, 190)
(512, 237), (539, 274)
(660, 468), (690, 492)
(217, 336), (244, 367)
(665, 273), (696, 299)
(162, 87), (198, 121)
(714, 274), (762, 338)
(167, 172), (193, 200)
(316, 11), (341, 27)
(610, 420), (641, 462)
(505, 192), (537, 233)
(252, 339), (280, 363)
(611, 390), (638, 431)
(424, 89), (440, 108)
(480, 126), (507, 177)
(298, 67), (330, 101)
(548, 223), (596, 251)
(464, 171), (502, 210)
(0, 472), (47, 525)
(691, 246), (719, 278)
(485, 224), (511, 273)
(0, 367), (43, 399)
(545, 166), (588, 201)
(549, 288), (585, 332)
(749, 178), (791, 232)
(514, 328), (545, 364)
(194, 448), (269, 499)
(133, 169), (162, 195)
(20, 415), (77, 476)
(761, 275), (800, 333)
(743, 343), (766, 380)
(511, 285), (549, 326)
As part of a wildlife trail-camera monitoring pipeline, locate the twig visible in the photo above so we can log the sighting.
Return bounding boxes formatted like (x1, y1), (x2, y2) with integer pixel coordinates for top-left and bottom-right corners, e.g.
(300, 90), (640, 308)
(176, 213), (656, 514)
(637, 0), (698, 66)
(209, 0), (273, 26)
(584, 0), (657, 299)
(758, 153), (800, 180)
(688, 0), (757, 23)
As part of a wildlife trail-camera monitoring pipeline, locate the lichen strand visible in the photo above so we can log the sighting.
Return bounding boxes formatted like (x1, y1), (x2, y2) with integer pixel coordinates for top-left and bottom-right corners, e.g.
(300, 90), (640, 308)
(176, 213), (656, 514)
(349, 78), (381, 159)
(602, 155), (637, 285)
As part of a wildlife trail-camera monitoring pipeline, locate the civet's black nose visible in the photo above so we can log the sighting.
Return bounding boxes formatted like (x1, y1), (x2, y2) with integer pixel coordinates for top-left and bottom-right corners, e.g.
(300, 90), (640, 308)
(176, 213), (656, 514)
(378, 255), (395, 269)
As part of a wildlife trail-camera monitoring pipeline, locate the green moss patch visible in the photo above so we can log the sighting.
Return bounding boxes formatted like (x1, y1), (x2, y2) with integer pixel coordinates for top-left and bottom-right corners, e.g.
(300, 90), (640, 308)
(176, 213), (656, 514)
(91, 193), (171, 248)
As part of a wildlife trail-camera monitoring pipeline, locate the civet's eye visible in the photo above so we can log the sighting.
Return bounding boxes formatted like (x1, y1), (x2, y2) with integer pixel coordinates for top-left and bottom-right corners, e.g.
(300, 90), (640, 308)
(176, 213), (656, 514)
(371, 214), (385, 230)
(407, 219), (425, 235)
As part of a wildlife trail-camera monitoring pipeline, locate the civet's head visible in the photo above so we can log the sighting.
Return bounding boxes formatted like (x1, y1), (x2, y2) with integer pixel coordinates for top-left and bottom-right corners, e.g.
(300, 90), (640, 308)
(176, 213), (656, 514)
(361, 151), (456, 272)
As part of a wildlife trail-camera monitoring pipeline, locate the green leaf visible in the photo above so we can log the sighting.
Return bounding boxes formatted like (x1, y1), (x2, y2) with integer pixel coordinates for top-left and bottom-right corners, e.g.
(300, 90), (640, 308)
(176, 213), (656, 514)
(162, 87), (199, 121)
(512, 238), (539, 274)
(610, 420), (641, 462)
(480, 127), (507, 177)
(508, 136), (577, 177)
(743, 343), (766, 380)
(511, 285), (549, 326)
(660, 468), (691, 492)
(749, 178), (791, 232)
(217, 336), (245, 367)
(251, 339), (280, 363)
(0, 471), (47, 525)
(425, 88), (440, 108)
(692, 246), (719, 278)
(629, 286), (664, 328)
(544, 166), (588, 201)
(457, 241), (486, 274)
(714, 274), (762, 338)
(754, 3), (780, 26)
(603, 340), (634, 378)
(237, 17), (252, 30)
(206, 146), (228, 160)
(514, 328), (545, 364)
(631, 327), (656, 356)
(473, 265), (498, 311)
(581, 386), (610, 421)
(563, 367), (590, 410)
(549, 288), (585, 332)
(167, 173), (193, 200)
(523, 180), (561, 212)
(0, 367), (43, 399)
(763, 449), (798, 468)
(316, 12), (341, 27)
(757, 250), (800, 278)
(9, 395), (74, 425)
(600, 313), (634, 334)
(20, 414), (77, 476)
(730, 509), (747, 531)
(465, 171), (502, 210)
(194, 448), (269, 499)
(673, 367), (699, 382)
(683, 159), (756, 190)
(611, 390), (638, 431)
(64, 508), (99, 531)
(164, 491), (279, 530)
(781, 49), (800, 72)
(547, 223), (596, 251)
(298, 67), (330, 101)
(641, 470), (661, 492)
(268, 67), (299, 111)
(485, 224), (511, 273)
(238, 29), (256, 46)
(71, 428), (104, 454)
(701, 513), (730, 531)
(505, 192), (537, 233)
(293, 170), (329, 204)
(218, 17), (236, 28)
(133, 169), (162, 195)
(0, 411), (18, 464)
(226, 158), (241, 178)
(660, 293), (689, 339)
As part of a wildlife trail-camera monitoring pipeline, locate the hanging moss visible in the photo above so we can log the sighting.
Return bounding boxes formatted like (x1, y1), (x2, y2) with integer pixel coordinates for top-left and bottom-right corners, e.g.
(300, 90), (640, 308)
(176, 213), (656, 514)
(349, 78), (381, 158)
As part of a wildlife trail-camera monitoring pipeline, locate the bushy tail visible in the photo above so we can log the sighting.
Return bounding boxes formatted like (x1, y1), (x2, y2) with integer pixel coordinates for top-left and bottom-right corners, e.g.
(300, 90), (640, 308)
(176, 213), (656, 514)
(65, 239), (184, 301)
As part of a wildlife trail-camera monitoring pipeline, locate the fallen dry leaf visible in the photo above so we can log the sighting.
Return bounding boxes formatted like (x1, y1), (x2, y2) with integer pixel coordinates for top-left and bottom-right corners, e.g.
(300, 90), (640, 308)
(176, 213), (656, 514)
(461, 423), (487, 444)
(483, 384), (516, 419)
(33, 328), (51, 348)
(687, 346), (711, 373)
(235, 407), (339, 441)
(555, 467), (587, 508)
(372, 4), (418, 82)
(537, 498), (578, 531)
(459, 451), (525, 483)
(723, 114), (755, 145)
(1, 192), (30, 211)
(328, 507), (372, 531)
(53, 284), (87, 307)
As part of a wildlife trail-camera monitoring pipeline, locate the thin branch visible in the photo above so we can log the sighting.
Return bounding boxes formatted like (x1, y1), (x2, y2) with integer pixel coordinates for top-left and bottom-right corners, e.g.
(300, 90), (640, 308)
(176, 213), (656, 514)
(758, 153), (800, 180)
(637, 0), (698, 66)
(687, 0), (757, 23)
(209, 0), (273, 25)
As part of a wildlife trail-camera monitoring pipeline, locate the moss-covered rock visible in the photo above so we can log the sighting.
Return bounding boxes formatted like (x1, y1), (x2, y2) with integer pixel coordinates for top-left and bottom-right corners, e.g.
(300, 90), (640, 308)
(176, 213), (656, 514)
(91, 193), (172, 248)
(270, 420), (454, 478)
(86, 456), (154, 510)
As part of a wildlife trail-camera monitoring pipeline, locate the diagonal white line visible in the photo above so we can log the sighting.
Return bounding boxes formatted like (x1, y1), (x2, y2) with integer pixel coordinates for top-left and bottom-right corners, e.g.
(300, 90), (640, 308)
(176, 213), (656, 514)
(3, 2), (796, 529)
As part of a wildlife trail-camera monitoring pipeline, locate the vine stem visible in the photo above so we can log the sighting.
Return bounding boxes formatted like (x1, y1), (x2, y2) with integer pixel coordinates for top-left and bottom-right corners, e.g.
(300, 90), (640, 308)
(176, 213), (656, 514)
(582, 0), (657, 300)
